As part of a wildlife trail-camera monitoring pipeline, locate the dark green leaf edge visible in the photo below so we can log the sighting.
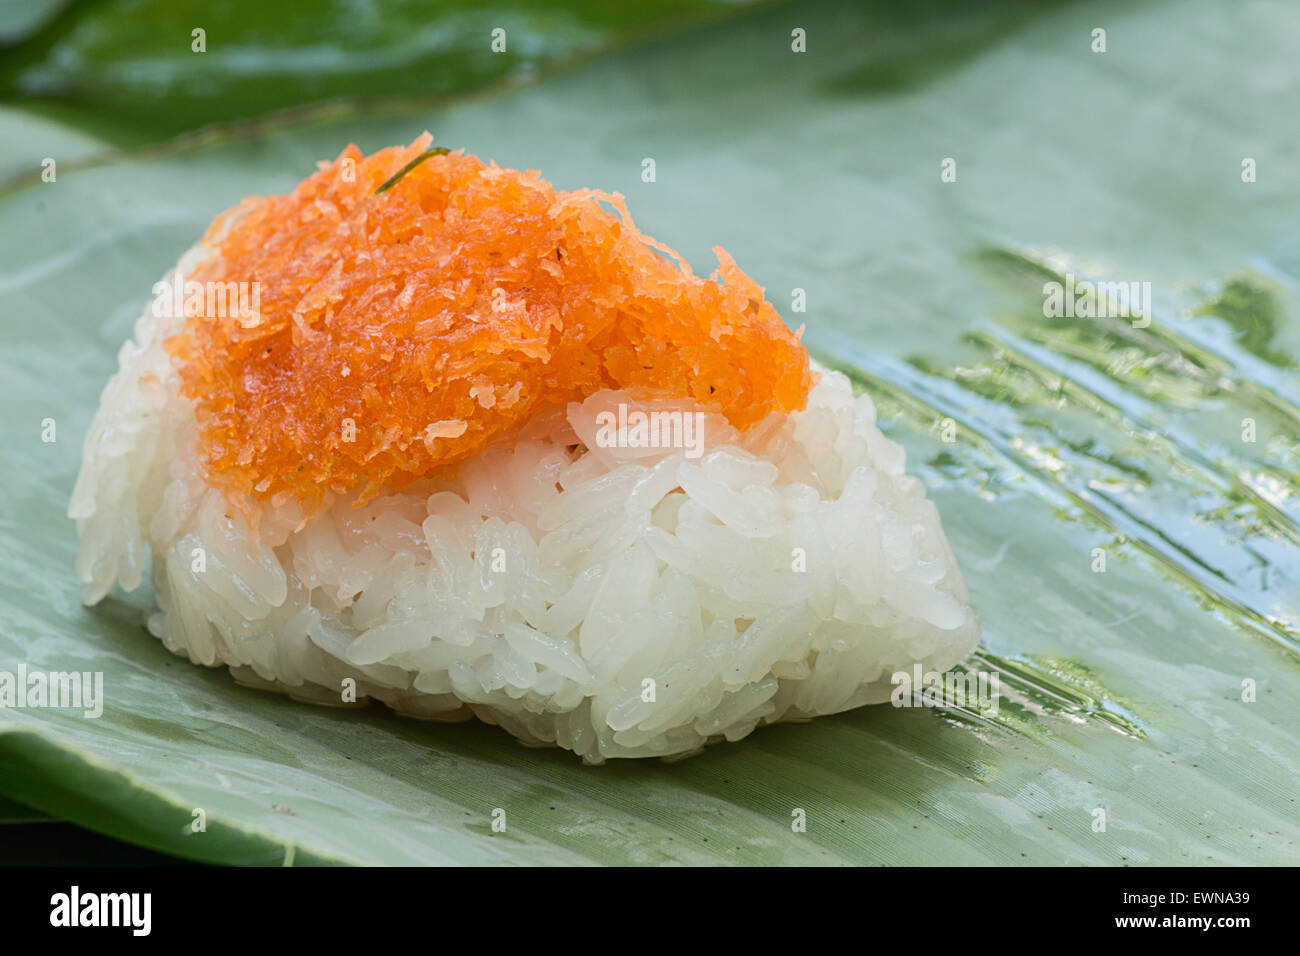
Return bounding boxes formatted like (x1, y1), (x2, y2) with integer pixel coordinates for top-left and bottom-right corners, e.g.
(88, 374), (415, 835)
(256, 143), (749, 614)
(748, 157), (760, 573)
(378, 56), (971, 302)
(0, 790), (48, 822)
(0, 0), (780, 199)
(0, 725), (351, 866)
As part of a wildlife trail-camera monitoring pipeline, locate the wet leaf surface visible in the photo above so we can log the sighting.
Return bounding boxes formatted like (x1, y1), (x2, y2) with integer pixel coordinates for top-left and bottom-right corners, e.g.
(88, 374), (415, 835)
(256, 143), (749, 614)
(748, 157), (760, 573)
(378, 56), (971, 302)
(1, 0), (1297, 864)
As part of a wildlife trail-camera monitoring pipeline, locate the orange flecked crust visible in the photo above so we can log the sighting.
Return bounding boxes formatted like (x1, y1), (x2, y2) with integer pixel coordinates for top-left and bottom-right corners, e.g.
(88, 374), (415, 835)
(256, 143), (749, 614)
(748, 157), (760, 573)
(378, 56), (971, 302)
(167, 134), (815, 516)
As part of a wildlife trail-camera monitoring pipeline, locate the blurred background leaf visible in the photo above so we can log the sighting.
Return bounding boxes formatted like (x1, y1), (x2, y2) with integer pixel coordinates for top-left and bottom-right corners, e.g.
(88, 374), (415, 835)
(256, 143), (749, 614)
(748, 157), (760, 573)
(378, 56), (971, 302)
(0, 0), (749, 145)
(0, 0), (71, 45)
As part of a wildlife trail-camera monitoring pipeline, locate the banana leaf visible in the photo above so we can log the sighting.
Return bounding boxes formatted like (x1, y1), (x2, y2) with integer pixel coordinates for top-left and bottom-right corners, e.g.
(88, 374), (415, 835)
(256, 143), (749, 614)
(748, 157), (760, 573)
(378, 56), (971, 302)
(0, 0), (1297, 865)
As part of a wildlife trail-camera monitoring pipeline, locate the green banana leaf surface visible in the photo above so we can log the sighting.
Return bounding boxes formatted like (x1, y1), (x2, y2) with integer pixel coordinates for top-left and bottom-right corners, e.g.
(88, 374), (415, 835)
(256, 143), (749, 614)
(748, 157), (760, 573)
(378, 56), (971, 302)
(0, 0), (1297, 865)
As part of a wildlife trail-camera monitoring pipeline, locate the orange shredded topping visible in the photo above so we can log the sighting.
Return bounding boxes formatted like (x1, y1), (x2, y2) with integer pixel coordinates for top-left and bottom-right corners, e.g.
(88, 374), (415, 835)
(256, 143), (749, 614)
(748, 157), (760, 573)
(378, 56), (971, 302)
(167, 134), (814, 516)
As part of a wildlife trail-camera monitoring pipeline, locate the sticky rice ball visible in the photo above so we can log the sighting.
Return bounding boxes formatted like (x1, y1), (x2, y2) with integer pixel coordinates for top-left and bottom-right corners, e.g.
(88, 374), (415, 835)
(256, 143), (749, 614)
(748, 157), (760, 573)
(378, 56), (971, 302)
(70, 137), (979, 762)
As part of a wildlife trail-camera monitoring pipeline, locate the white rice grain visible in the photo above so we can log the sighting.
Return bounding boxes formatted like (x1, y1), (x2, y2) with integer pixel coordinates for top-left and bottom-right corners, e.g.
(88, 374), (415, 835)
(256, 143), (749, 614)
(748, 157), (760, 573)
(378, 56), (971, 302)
(70, 267), (981, 762)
